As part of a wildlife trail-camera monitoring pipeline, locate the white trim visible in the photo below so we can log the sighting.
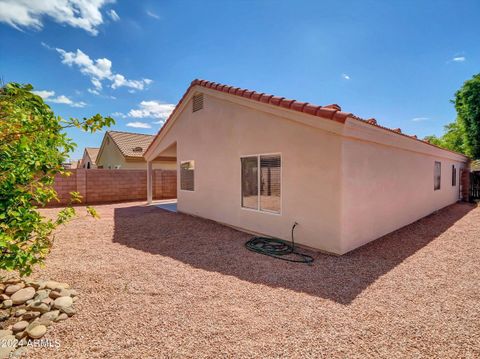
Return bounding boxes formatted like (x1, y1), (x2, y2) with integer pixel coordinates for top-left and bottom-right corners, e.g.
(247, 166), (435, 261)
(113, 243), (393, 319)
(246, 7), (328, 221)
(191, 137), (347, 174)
(240, 152), (282, 215)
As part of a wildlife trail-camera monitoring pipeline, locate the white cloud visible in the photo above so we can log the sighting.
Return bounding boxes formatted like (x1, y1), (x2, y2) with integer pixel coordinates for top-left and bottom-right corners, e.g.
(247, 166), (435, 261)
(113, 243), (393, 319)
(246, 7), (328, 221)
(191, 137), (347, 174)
(146, 10), (160, 19)
(111, 111), (127, 118)
(126, 121), (151, 129)
(128, 101), (175, 123)
(452, 56), (466, 62)
(0, 0), (114, 35)
(111, 74), (152, 90)
(57, 48), (112, 81)
(107, 9), (119, 21)
(32, 90), (55, 99)
(341, 73), (351, 80)
(55, 47), (152, 92)
(411, 117), (430, 122)
(33, 89), (86, 107)
(87, 88), (100, 95)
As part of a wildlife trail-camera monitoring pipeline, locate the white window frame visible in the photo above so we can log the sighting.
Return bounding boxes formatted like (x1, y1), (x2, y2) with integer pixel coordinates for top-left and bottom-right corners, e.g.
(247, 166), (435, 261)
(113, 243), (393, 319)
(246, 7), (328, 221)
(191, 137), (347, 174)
(240, 153), (282, 215)
(180, 160), (195, 192)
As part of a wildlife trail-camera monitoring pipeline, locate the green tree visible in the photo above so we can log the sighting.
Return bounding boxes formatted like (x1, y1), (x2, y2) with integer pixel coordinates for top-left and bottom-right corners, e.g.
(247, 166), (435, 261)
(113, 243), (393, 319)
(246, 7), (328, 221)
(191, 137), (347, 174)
(424, 134), (444, 147)
(454, 73), (480, 158)
(441, 120), (466, 153)
(424, 120), (466, 154)
(0, 83), (114, 276)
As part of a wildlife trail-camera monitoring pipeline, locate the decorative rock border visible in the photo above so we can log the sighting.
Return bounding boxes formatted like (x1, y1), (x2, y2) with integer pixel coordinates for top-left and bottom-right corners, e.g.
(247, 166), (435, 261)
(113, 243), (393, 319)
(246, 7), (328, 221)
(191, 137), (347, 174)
(0, 278), (77, 358)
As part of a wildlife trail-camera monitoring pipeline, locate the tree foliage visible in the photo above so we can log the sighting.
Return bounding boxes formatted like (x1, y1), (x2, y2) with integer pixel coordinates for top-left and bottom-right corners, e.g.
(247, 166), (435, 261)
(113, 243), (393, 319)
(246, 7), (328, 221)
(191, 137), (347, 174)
(424, 120), (466, 154)
(424, 73), (480, 157)
(454, 73), (480, 158)
(0, 83), (114, 276)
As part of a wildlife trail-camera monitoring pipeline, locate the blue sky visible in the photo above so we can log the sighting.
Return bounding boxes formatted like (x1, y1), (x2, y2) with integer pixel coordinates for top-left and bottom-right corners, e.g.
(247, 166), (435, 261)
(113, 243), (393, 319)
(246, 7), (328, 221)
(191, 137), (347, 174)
(0, 0), (478, 160)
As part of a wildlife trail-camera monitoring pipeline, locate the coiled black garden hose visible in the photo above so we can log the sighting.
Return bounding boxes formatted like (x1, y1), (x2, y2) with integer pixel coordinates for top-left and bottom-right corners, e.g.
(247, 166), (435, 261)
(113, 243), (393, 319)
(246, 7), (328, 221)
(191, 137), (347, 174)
(245, 222), (314, 264)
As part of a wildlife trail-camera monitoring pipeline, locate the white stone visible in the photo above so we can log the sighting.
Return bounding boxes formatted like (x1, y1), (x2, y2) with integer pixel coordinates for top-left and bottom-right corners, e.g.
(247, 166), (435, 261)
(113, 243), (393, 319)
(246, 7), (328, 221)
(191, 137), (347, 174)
(53, 296), (73, 310)
(44, 281), (59, 290)
(55, 313), (68, 322)
(40, 310), (59, 322)
(26, 324), (47, 339)
(2, 300), (12, 309)
(11, 287), (35, 305)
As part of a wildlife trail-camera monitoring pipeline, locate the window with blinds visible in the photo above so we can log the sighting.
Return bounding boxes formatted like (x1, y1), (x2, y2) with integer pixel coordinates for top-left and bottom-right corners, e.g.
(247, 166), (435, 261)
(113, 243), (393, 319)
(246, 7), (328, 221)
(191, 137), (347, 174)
(180, 161), (195, 191)
(434, 161), (441, 191)
(241, 154), (281, 213)
(192, 94), (204, 112)
(452, 165), (457, 186)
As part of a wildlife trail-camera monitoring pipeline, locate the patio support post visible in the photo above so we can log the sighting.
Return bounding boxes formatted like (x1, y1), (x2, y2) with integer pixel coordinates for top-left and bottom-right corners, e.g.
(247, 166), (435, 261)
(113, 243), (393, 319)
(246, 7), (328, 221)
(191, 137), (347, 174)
(147, 161), (153, 204)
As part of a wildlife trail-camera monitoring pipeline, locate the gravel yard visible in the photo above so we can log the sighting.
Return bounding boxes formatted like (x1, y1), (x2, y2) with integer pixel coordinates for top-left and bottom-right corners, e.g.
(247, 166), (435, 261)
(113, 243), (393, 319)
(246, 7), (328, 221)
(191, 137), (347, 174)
(17, 201), (480, 358)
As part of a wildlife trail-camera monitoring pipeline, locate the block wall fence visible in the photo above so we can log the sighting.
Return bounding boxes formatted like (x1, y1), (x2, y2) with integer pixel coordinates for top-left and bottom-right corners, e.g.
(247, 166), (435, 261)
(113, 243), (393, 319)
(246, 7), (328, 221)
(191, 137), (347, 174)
(50, 169), (176, 206)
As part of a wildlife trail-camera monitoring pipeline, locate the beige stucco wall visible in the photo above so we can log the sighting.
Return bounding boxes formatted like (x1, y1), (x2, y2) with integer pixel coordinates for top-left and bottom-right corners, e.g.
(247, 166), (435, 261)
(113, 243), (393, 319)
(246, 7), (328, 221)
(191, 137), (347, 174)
(146, 87), (468, 255)
(339, 119), (467, 254)
(147, 91), (344, 253)
(97, 137), (176, 170)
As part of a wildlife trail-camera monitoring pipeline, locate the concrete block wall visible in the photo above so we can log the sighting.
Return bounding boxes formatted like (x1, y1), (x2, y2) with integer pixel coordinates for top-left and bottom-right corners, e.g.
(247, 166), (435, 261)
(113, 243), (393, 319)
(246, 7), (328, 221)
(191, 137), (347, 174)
(154, 170), (177, 199)
(52, 171), (77, 205)
(48, 169), (177, 206)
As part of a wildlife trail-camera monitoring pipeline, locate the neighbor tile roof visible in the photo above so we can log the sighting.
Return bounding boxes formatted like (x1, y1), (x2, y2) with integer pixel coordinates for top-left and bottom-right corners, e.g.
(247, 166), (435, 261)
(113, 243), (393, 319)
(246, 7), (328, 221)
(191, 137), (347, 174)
(146, 79), (468, 158)
(108, 131), (154, 158)
(85, 147), (99, 164)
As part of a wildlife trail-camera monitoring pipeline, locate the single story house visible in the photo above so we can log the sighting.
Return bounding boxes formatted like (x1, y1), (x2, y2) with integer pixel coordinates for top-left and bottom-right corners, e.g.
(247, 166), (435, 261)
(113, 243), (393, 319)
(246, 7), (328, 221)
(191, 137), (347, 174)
(79, 147), (99, 169)
(144, 79), (469, 255)
(96, 131), (176, 170)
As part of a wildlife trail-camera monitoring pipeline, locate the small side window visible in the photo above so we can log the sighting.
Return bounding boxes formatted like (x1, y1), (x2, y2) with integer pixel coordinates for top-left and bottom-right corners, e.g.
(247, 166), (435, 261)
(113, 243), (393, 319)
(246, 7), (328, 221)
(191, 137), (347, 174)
(434, 161), (441, 191)
(452, 165), (457, 186)
(180, 161), (195, 191)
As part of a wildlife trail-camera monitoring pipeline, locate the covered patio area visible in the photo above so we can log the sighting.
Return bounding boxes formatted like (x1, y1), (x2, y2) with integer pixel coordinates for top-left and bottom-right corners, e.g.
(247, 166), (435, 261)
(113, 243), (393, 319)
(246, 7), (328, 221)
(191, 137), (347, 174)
(147, 141), (177, 204)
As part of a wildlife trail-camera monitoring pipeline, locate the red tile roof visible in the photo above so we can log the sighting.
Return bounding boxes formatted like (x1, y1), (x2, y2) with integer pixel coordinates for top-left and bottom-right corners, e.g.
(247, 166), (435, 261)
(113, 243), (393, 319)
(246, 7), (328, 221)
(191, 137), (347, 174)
(193, 79), (351, 123)
(146, 79), (468, 158)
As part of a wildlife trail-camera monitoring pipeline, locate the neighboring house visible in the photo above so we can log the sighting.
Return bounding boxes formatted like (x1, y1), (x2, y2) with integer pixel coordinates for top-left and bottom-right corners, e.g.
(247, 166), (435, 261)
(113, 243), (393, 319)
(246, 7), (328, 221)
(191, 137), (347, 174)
(62, 160), (79, 169)
(79, 147), (99, 169)
(144, 79), (469, 255)
(96, 130), (176, 170)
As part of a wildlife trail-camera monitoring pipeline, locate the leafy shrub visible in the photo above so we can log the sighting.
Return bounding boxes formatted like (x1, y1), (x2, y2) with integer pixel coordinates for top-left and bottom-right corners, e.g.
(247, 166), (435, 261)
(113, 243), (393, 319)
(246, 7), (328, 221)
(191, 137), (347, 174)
(0, 83), (114, 276)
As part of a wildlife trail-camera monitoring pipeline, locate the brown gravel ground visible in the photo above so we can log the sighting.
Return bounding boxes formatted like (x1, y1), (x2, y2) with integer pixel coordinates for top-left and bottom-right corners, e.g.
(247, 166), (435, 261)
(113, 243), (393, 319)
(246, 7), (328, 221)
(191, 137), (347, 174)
(13, 201), (480, 358)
